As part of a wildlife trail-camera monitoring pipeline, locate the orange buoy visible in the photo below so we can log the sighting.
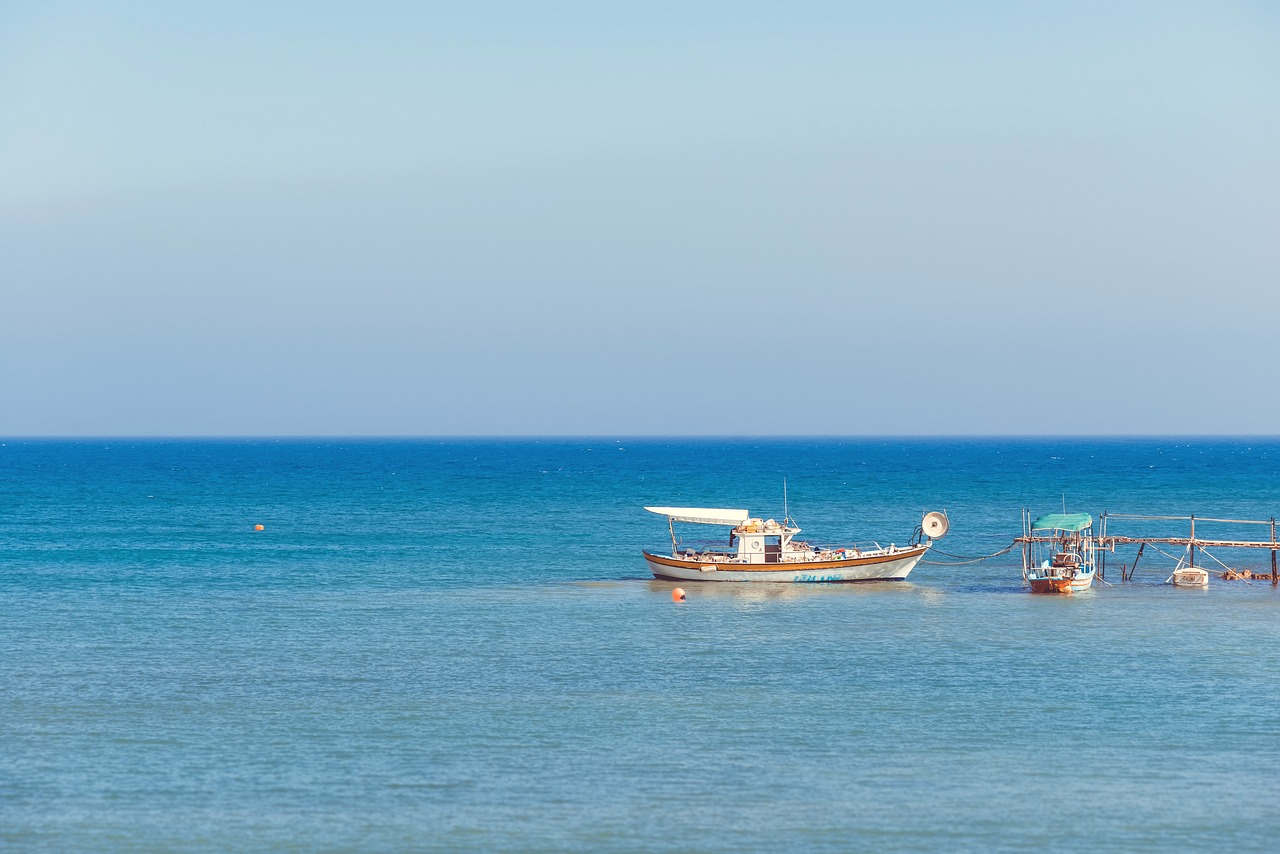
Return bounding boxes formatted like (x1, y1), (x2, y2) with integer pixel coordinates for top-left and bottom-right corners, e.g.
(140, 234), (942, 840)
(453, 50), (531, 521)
(672, 587), (687, 602)
(254, 524), (265, 531)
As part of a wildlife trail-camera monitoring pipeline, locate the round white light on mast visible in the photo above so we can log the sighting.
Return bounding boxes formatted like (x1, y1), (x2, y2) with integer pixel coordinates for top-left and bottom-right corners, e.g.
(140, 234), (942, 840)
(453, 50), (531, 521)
(922, 511), (949, 540)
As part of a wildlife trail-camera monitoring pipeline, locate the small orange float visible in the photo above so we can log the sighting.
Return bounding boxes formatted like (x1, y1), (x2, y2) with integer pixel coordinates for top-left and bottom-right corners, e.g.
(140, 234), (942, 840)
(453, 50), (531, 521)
(671, 587), (686, 602)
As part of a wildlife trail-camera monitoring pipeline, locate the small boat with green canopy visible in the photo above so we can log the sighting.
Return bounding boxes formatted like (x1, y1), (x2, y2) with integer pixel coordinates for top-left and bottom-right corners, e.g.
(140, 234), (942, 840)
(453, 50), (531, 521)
(1020, 511), (1097, 594)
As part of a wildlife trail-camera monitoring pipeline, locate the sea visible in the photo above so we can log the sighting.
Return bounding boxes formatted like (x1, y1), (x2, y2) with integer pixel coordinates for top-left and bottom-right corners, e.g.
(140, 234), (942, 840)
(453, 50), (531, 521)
(2, 437), (1278, 852)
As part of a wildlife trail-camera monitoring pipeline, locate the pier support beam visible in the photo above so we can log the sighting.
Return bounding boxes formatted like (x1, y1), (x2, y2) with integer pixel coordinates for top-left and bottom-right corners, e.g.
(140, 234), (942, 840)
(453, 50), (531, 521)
(1189, 516), (1196, 569)
(1127, 543), (1145, 582)
(1272, 518), (1277, 586)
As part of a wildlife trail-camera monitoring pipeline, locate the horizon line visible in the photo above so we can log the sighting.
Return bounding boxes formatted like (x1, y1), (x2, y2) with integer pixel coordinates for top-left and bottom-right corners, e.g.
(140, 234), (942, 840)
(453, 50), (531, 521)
(4, 433), (1280, 441)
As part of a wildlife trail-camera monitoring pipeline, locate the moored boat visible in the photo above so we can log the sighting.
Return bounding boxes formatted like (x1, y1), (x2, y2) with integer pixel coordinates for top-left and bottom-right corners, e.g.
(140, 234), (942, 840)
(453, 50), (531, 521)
(1021, 511), (1097, 594)
(1167, 567), (1209, 587)
(641, 506), (948, 583)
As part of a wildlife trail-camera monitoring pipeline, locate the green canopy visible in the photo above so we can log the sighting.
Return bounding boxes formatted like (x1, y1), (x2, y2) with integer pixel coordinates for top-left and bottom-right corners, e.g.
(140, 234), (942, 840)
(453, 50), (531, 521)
(1031, 512), (1093, 532)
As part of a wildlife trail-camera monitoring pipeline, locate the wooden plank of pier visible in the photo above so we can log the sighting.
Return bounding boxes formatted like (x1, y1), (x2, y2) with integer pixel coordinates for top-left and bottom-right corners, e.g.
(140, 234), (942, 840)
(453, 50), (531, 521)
(1103, 535), (1280, 549)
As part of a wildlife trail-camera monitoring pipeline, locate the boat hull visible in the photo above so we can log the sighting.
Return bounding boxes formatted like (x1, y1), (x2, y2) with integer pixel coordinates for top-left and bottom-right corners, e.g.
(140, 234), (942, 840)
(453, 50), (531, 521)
(1028, 570), (1094, 594)
(642, 546), (928, 583)
(1169, 568), (1209, 587)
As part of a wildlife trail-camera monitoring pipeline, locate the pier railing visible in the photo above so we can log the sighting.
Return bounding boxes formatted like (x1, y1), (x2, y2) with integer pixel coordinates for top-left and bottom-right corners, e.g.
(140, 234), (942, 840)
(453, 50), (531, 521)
(669, 540), (895, 563)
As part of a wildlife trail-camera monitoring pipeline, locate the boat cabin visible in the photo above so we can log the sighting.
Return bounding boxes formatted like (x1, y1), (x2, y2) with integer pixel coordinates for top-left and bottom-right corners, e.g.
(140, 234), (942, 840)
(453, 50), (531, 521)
(645, 506), (804, 565)
(729, 517), (802, 564)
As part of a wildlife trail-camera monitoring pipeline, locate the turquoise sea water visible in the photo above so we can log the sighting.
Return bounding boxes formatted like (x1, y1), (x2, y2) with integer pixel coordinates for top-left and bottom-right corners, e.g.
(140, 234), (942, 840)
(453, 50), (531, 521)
(2, 438), (1279, 851)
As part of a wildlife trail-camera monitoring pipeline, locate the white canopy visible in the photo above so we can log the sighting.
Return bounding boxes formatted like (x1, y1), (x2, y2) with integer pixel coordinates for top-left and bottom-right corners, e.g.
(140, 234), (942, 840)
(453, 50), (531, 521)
(644, 506), (750, 526)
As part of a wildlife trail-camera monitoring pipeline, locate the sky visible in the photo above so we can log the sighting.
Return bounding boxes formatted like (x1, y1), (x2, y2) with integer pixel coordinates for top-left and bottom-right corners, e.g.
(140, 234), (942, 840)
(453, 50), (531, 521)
(2, 1), (1277, 435)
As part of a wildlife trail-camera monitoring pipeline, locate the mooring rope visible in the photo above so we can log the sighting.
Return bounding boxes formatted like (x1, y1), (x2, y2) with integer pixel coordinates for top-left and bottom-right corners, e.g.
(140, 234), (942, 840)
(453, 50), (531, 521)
(1142, 541), (1186, 565)
(921, 542), (1016, 566)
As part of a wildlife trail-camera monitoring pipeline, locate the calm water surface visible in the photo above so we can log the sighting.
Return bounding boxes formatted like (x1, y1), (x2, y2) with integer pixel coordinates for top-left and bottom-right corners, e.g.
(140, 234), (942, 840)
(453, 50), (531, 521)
(2, 439), (1278, 851)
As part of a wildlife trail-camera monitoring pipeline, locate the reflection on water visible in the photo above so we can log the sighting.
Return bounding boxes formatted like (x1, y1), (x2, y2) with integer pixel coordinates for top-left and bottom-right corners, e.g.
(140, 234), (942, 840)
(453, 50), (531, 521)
(640, 577), (921, 602)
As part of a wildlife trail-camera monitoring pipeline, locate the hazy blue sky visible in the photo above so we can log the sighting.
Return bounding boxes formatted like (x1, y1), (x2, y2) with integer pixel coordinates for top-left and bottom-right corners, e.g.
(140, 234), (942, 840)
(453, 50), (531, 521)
(2, 1), (1277, 435)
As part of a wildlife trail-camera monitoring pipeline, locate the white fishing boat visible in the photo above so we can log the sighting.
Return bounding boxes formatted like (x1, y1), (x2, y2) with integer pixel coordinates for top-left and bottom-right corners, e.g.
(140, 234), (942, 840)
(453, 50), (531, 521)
(1163, 542), (1211, 587)
(641, 506), (947, 583)
(1167, 567), (1209, 587)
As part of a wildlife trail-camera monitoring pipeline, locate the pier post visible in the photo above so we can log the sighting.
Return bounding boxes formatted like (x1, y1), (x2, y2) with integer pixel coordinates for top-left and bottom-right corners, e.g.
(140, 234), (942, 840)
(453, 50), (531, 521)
(1021, 509), (1030, 583)
(1099, 513), (1106, 580)
(1272, 518), (1277, 586)
(1189, 516), (1195, 569)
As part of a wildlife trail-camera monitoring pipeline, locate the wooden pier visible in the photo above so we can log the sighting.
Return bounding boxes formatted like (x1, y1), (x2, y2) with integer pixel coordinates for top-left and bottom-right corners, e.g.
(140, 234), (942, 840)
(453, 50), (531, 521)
(1017, 512), (1280, 584)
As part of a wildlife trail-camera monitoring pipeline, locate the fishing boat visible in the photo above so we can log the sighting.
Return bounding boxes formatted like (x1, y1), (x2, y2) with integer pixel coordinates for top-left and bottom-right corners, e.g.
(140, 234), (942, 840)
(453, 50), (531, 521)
(1167, 567), (1209, 587)
(1021, 511), (1097, 594)
(641, 506), (948, 583)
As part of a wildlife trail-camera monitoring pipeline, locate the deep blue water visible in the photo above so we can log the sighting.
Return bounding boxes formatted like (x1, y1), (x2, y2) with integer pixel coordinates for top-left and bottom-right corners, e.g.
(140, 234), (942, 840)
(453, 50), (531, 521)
(2, 438), (1279, 851)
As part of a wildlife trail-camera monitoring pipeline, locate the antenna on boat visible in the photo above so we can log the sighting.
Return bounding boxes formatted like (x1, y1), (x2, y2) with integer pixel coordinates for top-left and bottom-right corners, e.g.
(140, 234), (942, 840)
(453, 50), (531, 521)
(1062, 493), (1067, 514)
(783, 478), (790, 526)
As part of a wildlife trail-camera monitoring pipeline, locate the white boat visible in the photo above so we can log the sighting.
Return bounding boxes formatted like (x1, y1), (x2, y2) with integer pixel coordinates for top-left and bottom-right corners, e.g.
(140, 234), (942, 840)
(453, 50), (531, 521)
(1167, 567), (1209, 587)
(641, 506), (947, 583)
